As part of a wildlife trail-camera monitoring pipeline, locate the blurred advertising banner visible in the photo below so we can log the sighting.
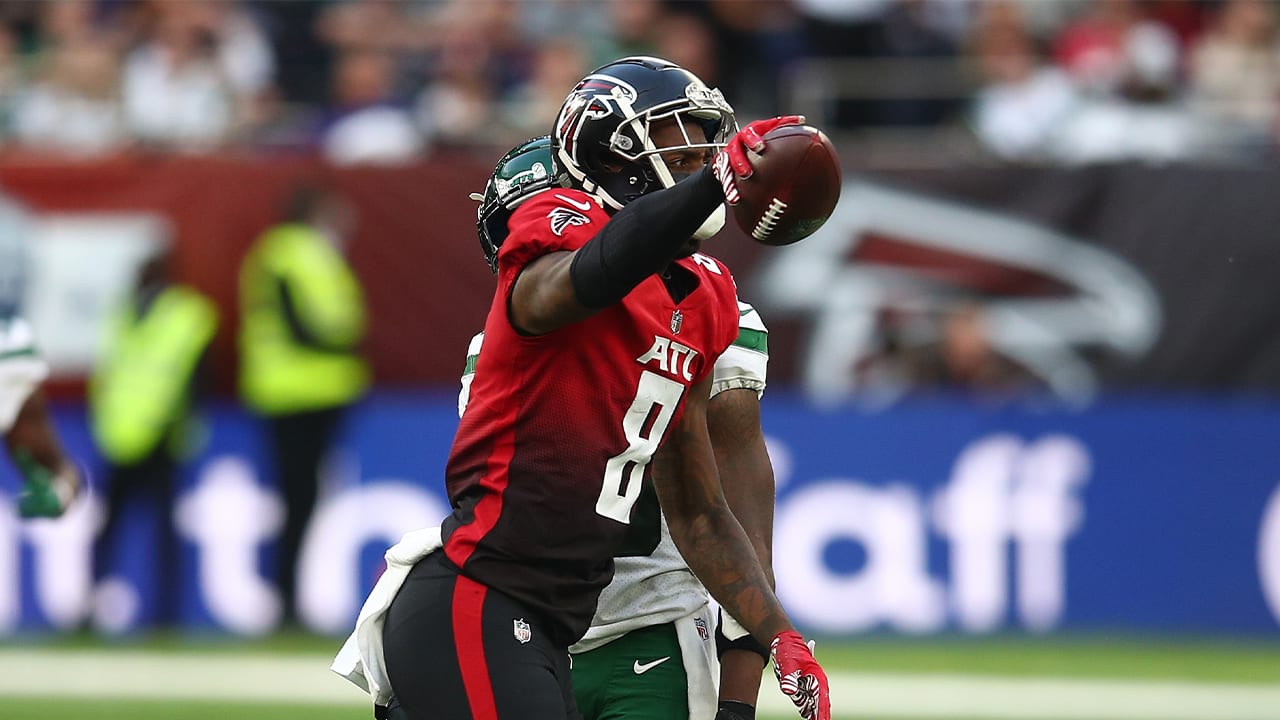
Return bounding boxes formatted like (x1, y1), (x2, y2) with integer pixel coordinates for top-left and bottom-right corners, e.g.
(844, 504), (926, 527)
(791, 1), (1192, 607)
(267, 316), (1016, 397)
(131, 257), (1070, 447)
(25, 213), (170, 374)
(1, 393), (1277, 638)
(751, 164), (1280, 405)
(2, 158), (1279, 398)
(0, 156), (495, 390)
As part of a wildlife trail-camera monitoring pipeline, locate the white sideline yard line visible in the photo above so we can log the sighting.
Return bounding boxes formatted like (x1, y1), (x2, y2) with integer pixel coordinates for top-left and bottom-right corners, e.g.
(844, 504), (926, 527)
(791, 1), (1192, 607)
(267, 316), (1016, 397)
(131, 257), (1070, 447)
(0, 649), (1278, 720)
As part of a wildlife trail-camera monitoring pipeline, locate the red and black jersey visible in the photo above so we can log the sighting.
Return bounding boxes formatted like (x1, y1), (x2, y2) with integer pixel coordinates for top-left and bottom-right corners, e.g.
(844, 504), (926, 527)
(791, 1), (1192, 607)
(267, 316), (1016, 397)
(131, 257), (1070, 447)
(441, 188), (739, 646)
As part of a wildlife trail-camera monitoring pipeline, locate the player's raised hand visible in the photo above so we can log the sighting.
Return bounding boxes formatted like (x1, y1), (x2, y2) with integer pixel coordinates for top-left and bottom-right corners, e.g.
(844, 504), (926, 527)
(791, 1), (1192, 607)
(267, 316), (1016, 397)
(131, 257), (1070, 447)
(771, 630), (830, 720)
(726, 116), (806, 177)
(711, 116), (804, 205)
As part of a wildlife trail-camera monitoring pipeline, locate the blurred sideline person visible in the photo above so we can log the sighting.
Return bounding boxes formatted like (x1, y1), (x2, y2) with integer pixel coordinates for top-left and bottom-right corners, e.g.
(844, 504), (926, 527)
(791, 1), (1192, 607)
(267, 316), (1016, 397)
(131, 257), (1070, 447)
(239, 184), (370, 625)
(334, 56), (829, 720)
(0, 194), (80, 519)
(463, 137), (775, 720)
(88, 248), (217, 628)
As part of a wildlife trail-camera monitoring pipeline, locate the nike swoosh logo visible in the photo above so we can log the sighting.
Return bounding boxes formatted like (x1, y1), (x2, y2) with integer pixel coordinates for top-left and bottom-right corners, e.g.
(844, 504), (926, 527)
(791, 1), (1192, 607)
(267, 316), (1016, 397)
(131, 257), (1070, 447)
(555, 194), (594, 212)
(633, 656), (672, 675)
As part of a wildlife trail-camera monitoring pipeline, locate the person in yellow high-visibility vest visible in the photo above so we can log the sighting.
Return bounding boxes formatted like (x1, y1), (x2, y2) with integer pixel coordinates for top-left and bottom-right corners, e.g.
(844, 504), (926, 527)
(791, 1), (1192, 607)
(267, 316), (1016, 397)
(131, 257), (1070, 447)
(239, 184), (369, 625)
(89, 250), (217, 629)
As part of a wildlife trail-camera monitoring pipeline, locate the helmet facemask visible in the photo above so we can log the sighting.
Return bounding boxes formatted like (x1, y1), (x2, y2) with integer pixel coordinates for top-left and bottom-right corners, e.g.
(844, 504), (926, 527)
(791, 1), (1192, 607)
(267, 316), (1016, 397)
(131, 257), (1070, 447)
(614, 93), (736, 240)
(554, 57), (738, 226)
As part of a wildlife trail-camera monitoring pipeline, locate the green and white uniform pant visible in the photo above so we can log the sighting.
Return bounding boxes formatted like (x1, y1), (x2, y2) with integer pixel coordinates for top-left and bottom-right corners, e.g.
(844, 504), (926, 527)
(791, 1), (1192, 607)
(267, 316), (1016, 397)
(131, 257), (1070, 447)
(571, 604), (719, 720)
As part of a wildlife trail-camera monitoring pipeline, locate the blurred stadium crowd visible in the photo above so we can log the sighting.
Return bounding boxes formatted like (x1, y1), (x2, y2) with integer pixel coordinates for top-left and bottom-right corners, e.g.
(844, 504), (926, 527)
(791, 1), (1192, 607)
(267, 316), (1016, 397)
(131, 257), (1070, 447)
(0, 0), (1277, 165)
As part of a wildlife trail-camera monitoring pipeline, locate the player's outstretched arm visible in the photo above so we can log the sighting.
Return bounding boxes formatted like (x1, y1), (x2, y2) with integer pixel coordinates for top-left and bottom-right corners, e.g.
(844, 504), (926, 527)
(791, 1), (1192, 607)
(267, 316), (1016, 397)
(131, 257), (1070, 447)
(510, 117), (805, 337)
(5, 389), (80, 518)
(510, 168), (723, 335)
(654, 377), (829, 720)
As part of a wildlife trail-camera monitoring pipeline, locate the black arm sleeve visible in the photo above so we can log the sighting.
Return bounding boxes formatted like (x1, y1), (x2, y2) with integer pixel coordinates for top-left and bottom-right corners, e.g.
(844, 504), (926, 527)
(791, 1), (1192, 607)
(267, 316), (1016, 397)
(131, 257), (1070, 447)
(569, 166), (723, 309)
(716, 701), (757, 720)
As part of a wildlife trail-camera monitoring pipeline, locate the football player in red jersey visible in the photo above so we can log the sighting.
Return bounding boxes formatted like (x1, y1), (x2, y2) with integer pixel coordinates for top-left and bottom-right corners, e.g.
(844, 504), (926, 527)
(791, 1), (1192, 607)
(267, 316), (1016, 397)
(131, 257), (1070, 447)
(462, 136), (777, 720)
(380, 57), (829, 720)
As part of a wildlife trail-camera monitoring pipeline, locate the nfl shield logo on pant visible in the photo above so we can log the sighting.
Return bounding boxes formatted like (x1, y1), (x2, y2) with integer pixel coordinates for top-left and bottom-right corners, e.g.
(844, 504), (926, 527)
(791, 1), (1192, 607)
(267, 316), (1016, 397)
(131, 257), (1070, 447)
(513, 618), (532, 644)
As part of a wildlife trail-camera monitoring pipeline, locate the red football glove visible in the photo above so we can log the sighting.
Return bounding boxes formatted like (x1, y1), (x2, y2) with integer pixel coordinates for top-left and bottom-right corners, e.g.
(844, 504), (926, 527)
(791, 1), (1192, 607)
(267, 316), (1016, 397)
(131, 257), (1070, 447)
(771, 630), (830, 720)
(711, 115), (805, 205)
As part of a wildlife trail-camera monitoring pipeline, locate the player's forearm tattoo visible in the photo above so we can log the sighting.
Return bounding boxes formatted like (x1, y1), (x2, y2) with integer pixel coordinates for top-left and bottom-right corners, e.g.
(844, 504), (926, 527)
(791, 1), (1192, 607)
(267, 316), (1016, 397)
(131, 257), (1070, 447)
(708, 389), (776, 587)
(655, 424), (790, 643)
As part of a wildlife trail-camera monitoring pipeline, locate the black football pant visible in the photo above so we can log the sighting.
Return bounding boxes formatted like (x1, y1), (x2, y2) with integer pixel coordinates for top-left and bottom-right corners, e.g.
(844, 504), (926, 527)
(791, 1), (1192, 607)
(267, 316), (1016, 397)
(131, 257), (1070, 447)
(268, 405), (342, 623)
(382, 552), (580, 720)
(94, 447), (178, 625)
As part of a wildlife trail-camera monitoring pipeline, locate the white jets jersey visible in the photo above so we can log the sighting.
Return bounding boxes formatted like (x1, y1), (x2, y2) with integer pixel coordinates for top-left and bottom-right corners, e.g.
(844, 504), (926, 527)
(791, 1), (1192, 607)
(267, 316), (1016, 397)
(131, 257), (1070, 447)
(458, 301), (769, 652)
(0, 317), (48, 433)
(0, 194), (31, 322)
(0, 198), (44, 433)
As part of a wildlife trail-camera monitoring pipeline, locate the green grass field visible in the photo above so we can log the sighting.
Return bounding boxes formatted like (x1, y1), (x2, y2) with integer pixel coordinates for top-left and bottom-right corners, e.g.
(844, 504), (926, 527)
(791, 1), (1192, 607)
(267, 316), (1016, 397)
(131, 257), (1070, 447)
(2, 632), (1278, 720)
(0, 698), (360, 720)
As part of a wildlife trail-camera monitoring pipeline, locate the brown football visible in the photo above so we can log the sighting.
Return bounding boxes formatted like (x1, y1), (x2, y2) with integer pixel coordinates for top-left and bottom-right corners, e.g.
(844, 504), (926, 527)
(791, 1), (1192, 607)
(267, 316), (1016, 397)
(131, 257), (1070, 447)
(731, 125), (842, 246)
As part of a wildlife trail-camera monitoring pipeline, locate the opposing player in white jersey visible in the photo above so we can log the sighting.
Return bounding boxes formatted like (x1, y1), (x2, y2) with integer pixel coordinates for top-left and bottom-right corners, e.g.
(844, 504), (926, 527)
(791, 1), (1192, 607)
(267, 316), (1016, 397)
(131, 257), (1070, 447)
(0, 195), (81, 518)
(460, 136), (776, 720)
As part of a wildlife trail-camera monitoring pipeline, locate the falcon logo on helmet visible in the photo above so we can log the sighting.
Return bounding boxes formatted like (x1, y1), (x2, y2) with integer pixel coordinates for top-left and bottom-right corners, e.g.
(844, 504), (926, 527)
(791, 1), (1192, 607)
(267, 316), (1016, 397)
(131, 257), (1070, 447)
(557, 77), (639, 160)
(551, 56), (738, 212)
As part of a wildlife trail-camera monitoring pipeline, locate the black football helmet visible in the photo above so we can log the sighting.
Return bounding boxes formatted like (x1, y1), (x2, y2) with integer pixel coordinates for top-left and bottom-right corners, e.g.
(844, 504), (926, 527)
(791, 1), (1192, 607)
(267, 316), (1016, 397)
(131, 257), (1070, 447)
(470, 135), (560, 273)
(552, 56), (737, 211)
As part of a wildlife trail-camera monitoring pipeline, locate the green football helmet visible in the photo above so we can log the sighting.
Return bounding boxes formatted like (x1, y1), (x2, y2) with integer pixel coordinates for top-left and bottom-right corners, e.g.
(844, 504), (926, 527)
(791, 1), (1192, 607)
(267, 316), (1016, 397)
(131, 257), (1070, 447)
(470, 135), (560, 273)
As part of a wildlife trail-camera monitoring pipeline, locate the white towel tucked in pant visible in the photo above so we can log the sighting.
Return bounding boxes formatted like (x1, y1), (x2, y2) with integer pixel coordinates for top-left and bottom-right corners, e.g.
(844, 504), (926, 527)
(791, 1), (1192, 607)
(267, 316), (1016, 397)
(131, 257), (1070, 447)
(330, 526), (443, 707)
